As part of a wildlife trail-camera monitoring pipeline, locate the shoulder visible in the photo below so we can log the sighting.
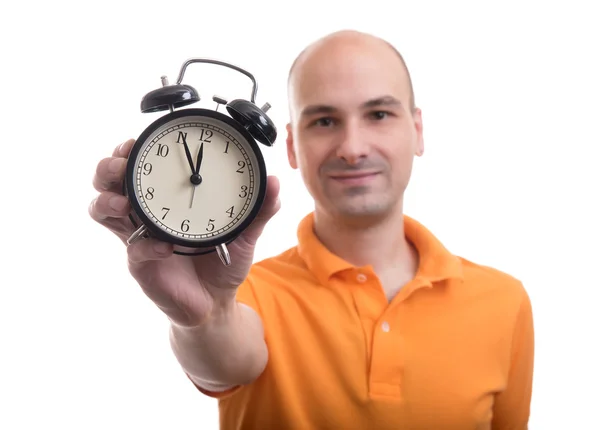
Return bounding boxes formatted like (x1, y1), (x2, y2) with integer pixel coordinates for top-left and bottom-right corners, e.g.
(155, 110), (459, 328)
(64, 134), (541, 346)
(235, 245), (308, 305)
(248, 245), (310, 285)
(460, 256), (524, 288)
(456, 256), (532, 314)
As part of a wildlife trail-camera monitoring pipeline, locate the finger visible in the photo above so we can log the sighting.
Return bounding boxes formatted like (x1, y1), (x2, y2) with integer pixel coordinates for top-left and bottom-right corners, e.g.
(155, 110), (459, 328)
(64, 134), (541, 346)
(127, 238), (174, 265)
(257, 175), (281, 221)
(93, 156), (128, 192)
(239, 175), (281, 246)
(113, 138), (136, 158)
(92, 138), (134, 193)
(89, 193), (135, 242)
(89, 190), (130, 221)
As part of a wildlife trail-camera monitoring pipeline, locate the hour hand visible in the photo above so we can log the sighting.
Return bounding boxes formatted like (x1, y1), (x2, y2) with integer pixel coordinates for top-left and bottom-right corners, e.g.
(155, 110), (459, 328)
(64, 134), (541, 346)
(194, 142), (204, 175)
(189, 143), (204, 208)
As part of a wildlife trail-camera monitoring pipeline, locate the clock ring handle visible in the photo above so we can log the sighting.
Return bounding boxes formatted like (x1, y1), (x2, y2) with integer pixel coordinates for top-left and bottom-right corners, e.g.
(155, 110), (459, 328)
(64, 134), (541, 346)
(175, 58), (258, 104)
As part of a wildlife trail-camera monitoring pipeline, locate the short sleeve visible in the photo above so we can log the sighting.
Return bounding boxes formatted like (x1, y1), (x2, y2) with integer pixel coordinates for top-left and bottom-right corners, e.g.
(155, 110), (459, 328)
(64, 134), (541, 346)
(186, 375), (242, 399)
(234, 275), (263, 317)
(491, 285), (535, 429)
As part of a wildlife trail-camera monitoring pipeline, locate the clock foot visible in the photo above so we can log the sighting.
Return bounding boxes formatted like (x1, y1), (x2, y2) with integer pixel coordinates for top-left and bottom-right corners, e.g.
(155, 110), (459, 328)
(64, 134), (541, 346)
(216, 243), (231, 266)
(127, 225), (148, 245)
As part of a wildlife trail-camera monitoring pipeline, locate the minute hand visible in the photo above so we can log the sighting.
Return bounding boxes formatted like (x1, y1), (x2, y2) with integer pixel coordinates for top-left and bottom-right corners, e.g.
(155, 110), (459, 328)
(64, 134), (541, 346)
(182, 141), (196, 175)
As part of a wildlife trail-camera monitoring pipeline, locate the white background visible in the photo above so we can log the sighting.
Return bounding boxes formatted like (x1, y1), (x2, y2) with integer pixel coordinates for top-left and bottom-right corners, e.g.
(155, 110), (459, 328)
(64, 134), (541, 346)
(2, 0), (599, 429)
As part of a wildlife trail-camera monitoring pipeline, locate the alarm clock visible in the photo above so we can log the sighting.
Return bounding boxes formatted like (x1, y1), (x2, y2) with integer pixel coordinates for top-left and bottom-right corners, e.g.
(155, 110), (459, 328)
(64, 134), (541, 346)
(123, 58), (276, 266)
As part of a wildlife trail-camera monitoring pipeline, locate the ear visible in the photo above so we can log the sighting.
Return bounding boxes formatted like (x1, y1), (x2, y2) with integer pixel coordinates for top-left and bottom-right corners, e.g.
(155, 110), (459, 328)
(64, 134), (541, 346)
(286, 122), (299, 169)
(412, 107), (425, 157)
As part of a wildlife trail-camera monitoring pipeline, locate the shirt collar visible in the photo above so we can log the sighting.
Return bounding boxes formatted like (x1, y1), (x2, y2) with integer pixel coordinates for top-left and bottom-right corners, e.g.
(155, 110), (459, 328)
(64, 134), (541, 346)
(296, 212), (464, 287)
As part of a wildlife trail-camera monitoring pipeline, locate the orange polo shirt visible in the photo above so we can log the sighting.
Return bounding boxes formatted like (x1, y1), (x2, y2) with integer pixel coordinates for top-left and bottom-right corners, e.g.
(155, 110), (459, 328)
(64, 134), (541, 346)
(193, 212), (535, 430)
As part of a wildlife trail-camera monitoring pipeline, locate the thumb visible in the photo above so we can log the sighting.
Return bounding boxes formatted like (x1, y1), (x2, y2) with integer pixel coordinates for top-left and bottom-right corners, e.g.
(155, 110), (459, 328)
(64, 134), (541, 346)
(239, 175), (281, 246)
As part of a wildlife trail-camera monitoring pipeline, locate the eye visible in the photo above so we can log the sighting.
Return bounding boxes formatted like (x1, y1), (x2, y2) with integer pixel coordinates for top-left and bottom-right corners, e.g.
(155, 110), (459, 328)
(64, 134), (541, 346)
(313, 117), (335, 127)
(370, 111), (390, 120)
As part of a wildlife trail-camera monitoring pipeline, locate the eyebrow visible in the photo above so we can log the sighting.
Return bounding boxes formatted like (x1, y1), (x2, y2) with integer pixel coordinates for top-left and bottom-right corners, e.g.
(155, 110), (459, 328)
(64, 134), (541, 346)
(300, 95), (403, 117)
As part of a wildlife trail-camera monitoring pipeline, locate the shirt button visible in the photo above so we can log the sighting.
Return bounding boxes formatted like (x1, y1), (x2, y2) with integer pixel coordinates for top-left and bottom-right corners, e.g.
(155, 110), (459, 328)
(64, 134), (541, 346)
(356, 273), (367, 283)
(381, 321), (390, 332)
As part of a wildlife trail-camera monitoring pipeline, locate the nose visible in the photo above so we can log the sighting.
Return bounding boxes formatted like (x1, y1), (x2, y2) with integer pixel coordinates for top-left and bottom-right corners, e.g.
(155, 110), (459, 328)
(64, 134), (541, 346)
(335, 120), (369, 165)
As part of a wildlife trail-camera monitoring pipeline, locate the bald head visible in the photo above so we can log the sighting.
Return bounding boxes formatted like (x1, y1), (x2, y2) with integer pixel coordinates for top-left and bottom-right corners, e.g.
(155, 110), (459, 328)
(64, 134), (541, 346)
(287, 30), (415, 114)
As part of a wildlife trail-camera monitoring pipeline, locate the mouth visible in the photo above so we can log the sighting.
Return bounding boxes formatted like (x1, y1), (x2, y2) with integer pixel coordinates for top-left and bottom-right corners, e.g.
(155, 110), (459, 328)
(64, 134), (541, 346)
(328, 171), (380, 185)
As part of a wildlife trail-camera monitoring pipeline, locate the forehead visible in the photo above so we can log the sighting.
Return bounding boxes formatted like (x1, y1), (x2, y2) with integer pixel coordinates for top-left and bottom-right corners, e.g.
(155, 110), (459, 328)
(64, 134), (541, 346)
(289, 40), (410, 115)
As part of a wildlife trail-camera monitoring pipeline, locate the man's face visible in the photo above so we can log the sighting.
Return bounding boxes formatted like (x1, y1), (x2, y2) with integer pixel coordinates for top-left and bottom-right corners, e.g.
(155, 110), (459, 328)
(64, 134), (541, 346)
(286, 37), (424, 222)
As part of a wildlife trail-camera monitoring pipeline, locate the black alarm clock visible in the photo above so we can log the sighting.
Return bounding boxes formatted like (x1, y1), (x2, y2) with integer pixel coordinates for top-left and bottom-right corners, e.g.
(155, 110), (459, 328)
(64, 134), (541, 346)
(123, 58), (276, 266)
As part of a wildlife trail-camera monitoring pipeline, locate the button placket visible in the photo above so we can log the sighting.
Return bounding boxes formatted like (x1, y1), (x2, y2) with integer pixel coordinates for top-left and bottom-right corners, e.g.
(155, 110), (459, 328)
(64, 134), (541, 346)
(368, 314), (404, 399)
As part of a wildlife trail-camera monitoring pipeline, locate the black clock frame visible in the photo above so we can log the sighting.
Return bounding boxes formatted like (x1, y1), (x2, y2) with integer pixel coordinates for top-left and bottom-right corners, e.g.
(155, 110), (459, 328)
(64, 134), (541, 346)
(123, 107), (268, 255)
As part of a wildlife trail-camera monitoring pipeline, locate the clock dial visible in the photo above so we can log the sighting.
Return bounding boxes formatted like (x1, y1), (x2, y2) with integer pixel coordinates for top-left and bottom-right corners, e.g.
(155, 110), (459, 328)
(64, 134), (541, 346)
(131, 115), (261, 243)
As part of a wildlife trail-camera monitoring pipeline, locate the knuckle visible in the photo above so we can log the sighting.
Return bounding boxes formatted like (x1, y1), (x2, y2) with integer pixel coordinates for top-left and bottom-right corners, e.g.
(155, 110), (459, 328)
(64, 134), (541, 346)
(92, 174), (109, 192)
(90, 192), (128, 220)
(126, 242), (142, 262)
(95, 157), (126, 185)
(96, 157), (111, 177)
(88, 197), (106, 221)
(127, 240), (152, 263)
(95, 193), (112, 214)
(127, 239), (171, 264)
(93, 160), (113, 190)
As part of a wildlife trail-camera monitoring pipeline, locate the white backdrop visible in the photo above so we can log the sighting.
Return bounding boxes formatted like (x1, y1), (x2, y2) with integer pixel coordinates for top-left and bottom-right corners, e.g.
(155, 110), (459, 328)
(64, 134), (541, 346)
(2, 0), (599, 429)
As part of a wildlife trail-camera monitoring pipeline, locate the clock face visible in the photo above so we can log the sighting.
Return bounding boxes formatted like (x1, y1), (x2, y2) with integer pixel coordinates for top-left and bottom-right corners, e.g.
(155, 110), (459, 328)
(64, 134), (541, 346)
(127, 110), (266, 246)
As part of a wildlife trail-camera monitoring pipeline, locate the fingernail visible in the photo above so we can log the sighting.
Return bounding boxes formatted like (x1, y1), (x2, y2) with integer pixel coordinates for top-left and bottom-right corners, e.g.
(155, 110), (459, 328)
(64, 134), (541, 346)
(119, 139), (134, 155)
(109, 196), (128, 211)
(108, 158), (125, 174)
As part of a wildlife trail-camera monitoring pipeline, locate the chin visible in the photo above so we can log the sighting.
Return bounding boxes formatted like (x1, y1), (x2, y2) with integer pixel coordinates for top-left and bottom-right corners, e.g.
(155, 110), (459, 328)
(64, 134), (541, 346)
(339, 207), (389, 220)
(330, 198), (398, 221)
(314, 187), (404, 220)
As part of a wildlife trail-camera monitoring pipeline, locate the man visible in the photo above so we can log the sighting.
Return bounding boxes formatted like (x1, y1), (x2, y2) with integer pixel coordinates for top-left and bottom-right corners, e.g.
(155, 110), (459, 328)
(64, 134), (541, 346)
(90, 30), (534, 429)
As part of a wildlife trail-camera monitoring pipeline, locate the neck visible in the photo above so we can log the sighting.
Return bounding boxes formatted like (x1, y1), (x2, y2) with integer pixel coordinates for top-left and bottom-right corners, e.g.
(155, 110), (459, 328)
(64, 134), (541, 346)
(312, 204), (417, 276)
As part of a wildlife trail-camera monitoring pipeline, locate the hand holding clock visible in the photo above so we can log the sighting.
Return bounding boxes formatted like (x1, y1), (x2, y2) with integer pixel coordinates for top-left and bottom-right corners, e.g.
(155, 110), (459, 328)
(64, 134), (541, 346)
(89, 57), (278, 391)
(89, 138), (281, 329)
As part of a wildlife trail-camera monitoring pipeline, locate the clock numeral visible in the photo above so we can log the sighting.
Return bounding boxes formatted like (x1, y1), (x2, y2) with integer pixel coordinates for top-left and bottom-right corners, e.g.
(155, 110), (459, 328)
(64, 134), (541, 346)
(224, 141), (229, 154)
(145, 187), (155, 200)
(161, 207), (170, 220)
(239, 185), (248, 198)
(199, 129), (213, 143)
(236, 160), (245, 174)
(206, 218), (215, 232)
(176, 131), (188, 145)
(181, 219), (190, 232)
(143, 163), (153, 175)
(156, 143), (169, 157)
(226, 206), (235, 218)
